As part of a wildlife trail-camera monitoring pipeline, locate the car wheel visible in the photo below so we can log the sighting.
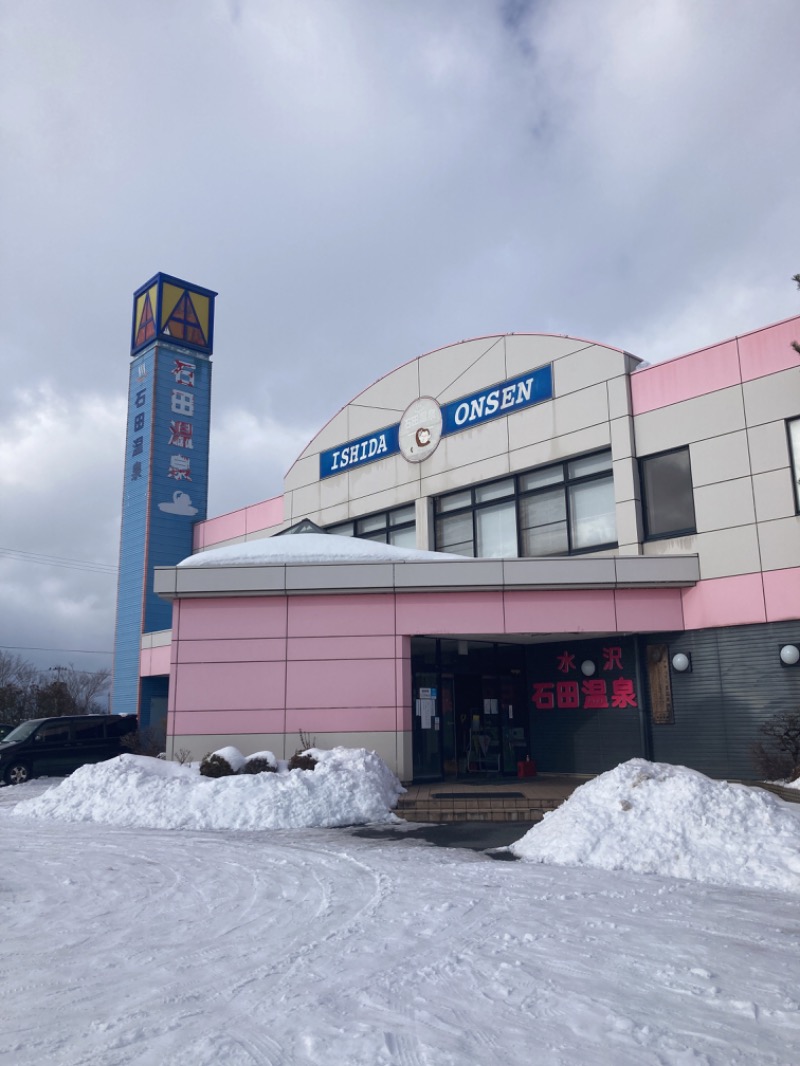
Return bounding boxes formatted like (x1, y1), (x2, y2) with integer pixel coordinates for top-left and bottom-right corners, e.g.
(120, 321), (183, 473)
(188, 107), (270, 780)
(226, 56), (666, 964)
(4, 763), (30, 786)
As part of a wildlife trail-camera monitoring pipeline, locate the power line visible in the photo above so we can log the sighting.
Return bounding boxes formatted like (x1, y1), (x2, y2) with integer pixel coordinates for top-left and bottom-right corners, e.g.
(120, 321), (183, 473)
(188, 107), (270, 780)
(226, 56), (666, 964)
(0, 644), (113, 656)
(0, 547), (118, 575)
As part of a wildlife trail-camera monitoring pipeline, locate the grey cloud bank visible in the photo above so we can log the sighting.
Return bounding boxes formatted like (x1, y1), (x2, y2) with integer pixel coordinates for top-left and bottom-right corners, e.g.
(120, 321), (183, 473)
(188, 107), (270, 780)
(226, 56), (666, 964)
(1, 0), (799, 670)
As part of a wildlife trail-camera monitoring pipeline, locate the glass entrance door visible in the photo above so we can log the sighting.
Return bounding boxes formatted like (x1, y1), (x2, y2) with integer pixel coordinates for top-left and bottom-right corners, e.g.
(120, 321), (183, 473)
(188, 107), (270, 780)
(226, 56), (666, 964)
(411, 638), (530, 781)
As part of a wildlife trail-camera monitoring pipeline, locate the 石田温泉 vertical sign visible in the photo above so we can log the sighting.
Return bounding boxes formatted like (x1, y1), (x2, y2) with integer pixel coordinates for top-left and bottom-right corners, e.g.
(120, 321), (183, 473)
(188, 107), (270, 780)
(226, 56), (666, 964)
(112, 274), (216, 720)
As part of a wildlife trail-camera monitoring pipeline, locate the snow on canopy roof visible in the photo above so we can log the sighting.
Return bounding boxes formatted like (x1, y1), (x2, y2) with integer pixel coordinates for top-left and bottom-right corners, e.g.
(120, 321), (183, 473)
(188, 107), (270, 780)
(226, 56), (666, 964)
(178, 532), (463, 567)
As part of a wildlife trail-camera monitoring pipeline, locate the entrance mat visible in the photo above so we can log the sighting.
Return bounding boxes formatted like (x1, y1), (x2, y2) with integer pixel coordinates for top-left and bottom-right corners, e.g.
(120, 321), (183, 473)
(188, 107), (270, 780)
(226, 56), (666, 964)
(432, 791), (524, 800)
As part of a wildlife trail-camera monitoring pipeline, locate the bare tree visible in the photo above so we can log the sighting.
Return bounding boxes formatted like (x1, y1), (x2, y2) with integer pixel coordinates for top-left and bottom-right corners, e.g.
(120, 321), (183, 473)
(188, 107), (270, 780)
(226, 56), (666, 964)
(61, 666), (112, 715)
(0, 652), (40, 726)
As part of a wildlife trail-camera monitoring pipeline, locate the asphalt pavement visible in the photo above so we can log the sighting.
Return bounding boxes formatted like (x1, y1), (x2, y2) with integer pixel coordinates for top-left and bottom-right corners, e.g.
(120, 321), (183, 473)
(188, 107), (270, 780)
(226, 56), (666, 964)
(351, 820), (536, 858)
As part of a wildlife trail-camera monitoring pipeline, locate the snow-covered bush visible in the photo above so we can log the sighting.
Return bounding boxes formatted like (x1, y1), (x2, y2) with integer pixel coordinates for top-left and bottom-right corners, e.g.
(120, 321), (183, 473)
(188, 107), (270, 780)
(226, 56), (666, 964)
(199, 751), (237, 778)
(242, 751), (278, 775)
(751, 710), (800, 782)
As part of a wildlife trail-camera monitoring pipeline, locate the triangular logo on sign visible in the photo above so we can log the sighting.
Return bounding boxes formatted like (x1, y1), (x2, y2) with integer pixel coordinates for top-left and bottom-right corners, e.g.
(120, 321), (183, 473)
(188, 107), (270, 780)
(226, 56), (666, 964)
(135, 292), (156, 348)
(163, 291), (206, 347)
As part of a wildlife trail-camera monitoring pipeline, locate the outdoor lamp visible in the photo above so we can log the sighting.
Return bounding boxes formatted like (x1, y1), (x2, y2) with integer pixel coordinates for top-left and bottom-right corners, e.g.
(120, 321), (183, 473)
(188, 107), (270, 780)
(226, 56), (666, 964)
(671, 652), (692, 673)
(779, 644), (800, 666)
(580, 659), (596, 677)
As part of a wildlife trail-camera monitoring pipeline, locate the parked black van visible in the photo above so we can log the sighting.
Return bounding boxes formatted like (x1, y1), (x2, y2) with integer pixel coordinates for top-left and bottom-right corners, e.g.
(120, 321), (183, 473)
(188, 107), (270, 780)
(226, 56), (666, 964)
(0, 715), (138, 785)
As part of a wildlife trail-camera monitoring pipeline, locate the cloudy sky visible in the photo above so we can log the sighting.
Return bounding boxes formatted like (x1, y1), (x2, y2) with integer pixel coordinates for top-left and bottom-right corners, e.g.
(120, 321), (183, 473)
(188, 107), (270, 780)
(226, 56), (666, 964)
(1, 0), (799, 677)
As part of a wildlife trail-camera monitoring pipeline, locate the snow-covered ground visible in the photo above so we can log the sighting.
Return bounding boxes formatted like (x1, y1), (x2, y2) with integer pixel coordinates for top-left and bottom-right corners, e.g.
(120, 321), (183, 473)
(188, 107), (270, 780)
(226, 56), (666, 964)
(3, 757), (800, 1065)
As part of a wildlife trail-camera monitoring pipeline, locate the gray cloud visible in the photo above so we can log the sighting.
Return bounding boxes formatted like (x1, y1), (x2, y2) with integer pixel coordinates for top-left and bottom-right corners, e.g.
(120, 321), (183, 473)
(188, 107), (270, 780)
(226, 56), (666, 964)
(1, 0), (799, 671)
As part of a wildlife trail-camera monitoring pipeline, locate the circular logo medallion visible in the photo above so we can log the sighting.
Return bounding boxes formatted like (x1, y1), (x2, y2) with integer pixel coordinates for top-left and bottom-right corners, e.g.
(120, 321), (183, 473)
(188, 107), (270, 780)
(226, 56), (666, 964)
(399, 396), (443, 463)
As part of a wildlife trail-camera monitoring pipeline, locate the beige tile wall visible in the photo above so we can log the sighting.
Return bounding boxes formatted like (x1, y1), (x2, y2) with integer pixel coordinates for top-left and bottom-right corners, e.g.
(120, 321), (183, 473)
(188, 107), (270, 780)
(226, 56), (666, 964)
(278, 333), (799, 579)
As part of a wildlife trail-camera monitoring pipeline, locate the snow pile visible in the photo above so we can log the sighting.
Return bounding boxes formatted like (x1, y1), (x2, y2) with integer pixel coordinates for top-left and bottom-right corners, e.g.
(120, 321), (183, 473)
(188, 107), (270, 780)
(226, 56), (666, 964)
(511, 759), (800, 893)
(12, 747), (405, 831)
(180, 532), (463, 567)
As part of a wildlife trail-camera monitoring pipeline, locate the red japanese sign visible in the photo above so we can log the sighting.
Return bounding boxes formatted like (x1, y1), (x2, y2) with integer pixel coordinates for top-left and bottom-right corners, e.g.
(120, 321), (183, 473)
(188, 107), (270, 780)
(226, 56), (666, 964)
(531, 644), (638, 711)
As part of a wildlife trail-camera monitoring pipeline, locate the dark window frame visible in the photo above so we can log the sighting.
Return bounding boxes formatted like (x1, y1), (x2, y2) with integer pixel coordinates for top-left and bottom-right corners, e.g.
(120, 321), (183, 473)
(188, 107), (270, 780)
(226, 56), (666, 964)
(639, 445), (696, 541)
(433, 450), (618, 558)
(327, 504), (417, 546)
(787, 417), (800, 515)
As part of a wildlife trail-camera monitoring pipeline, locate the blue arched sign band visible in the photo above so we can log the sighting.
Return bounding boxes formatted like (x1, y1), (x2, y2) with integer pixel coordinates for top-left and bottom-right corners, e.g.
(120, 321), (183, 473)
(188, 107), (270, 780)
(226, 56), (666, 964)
(319, 364), (553, 479)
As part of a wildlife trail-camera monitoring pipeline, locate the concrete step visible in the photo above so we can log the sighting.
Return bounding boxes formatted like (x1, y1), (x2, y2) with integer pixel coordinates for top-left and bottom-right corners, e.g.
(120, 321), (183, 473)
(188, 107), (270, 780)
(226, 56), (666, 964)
(396, 793), (565, 824)
(396, 805), (549, 824)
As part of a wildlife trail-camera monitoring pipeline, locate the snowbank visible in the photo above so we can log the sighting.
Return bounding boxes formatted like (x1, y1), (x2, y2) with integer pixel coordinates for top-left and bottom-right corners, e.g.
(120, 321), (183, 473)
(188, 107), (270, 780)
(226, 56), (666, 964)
(12, 747), (405, 831)
(511, 759), (800, 893)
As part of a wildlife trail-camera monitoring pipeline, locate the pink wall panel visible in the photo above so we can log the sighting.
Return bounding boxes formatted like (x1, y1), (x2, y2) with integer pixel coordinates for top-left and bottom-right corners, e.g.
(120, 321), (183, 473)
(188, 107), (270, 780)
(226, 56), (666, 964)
(285, 657), (396, 708)
(504, 589), (617, 633)
(176, 598), (287, 640)
(172, 709), (287, 735)
(396, 655), (412, 731)
(246, 496), (284, 533)
(192, 511), (248, 551)
(614, 588), (685, 632)
(287, 593), (396, 637)
(140, 644), (171, 676)
(763, 567), (800, 622)
(681, 573), (766, 630)
(738, 317), (800, 382)
(395, 591), (506, 634)
(630, 340), (741, 415)
(177, 638), (287, 664)
(174, 660), (286, 711)
(286, 635), (397, 661)
(284, 706), (398, 733)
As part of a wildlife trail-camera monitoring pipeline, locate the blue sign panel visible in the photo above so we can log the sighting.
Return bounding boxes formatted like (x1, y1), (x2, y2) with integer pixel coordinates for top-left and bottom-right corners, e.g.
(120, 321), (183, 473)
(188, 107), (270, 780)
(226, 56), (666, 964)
(319, 424), (400, 479)
(112, 344), (211, 719)
(319, 364), (553, 479)
(440, 365), (552, 436)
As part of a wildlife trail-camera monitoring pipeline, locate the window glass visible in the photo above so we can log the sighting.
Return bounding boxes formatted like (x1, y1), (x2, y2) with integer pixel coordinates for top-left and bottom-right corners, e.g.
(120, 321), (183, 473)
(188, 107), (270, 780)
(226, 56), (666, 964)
(435, 512), (475, 556)
(390, 505), (416, 525)
(436, 490), (472, 513)
(433, 449), (616, 557)
(389, 526), (417, 549)
(328, 522), (354, 537)
(36, 723), (70, 745)
(475, 501), (517, 557)
(107, 717), (137, 738)
(568, 452), (612, 479)
(641, 448), (696, 538)
(474, 478), (514, 504)
(569, 478), (617, 549)
(356, 513), (386, 534)
(74, 720), (104, 741)
(519, 466), (564, 492)
(789, 418), (800, 513)
(519, 489), (568, 555)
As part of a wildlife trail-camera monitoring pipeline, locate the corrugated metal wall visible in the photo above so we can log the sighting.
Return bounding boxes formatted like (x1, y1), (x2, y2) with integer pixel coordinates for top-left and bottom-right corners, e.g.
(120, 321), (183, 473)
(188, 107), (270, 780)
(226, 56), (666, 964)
(526, 637), (643, 774)
(644, 621), (800, 779)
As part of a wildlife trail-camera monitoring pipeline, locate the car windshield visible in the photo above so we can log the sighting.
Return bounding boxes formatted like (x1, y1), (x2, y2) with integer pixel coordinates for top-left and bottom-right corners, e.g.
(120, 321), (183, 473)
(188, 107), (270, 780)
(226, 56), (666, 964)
(0, 720), (45, 744)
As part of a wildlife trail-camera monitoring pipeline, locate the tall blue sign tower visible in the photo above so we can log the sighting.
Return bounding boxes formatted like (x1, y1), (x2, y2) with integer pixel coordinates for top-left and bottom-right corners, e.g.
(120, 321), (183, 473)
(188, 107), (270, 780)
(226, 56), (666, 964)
(112, 274), (216, 730)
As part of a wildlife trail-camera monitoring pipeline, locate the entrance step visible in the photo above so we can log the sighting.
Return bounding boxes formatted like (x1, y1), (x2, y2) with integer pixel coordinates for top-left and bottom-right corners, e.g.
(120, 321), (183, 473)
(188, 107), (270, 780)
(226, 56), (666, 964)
(395, 787), (569, 824)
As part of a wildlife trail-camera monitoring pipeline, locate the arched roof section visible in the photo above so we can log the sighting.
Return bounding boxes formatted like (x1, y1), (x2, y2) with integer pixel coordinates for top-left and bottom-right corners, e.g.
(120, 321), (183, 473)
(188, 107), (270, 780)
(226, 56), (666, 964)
(285, 332), (639, 489)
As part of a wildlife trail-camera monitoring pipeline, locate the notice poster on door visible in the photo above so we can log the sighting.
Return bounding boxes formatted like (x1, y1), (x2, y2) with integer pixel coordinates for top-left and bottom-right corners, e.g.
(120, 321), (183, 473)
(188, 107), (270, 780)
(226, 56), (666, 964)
(417, 698), (436, 729)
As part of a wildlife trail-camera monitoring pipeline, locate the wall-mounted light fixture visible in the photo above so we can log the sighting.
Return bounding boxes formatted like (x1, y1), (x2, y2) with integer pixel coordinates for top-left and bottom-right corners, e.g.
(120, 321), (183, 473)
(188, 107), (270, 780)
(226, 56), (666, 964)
(671, 652), (692, 673)
(779, 644), (800, 666)
(580, 659), (596, 677)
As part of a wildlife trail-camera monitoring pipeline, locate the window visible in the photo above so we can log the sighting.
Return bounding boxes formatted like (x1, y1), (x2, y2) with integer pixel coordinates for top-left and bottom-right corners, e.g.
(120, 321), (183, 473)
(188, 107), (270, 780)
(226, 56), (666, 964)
(789, 418), (800, 513)
(640, 447), (696, 539)
(434, 450), (617, 558)
(35, 722), (70, 745)
(327, 504), (416, 547)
